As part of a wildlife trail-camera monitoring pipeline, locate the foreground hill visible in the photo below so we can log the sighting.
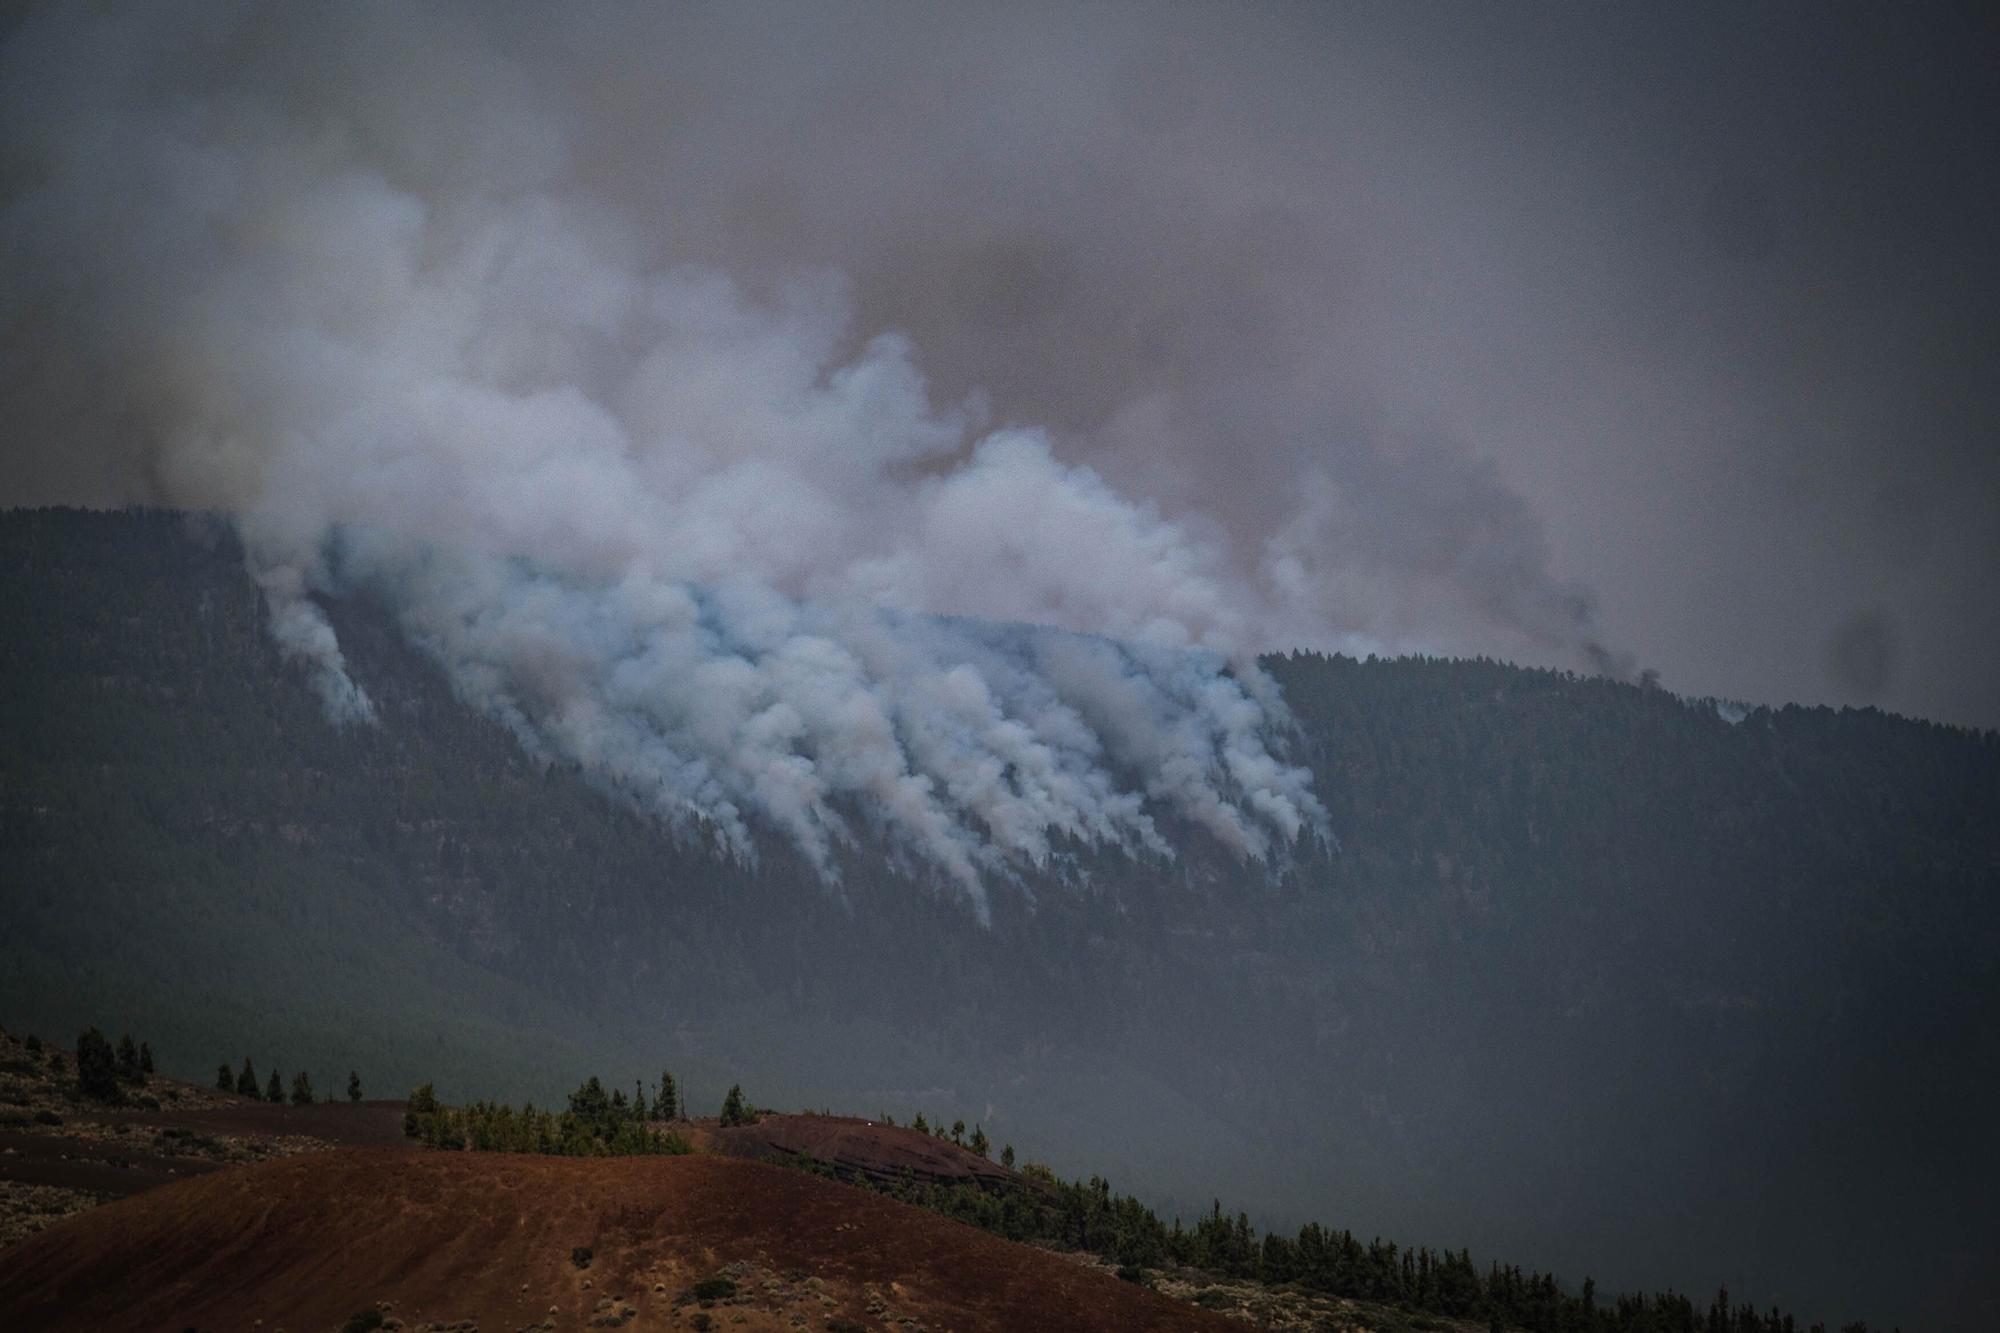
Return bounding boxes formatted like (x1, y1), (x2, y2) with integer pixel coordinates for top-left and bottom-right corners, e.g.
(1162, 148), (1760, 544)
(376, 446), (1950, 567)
(3, 508), (1996, 1328)
(0, 1149), (1236, 1333)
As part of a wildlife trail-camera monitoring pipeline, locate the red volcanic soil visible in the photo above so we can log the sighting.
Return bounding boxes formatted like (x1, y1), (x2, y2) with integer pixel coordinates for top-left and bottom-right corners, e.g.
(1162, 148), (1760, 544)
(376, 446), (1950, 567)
(0, 1098), (411, 1199)
(103, 1096), (413, 1148)
(689, 1114), (1015, 1191)
(0, 1148), (1236, 1333)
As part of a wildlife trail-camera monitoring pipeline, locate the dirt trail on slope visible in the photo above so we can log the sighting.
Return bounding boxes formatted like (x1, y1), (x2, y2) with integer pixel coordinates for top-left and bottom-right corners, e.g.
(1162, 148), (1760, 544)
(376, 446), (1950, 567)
(0, 1148), (1238, 1333)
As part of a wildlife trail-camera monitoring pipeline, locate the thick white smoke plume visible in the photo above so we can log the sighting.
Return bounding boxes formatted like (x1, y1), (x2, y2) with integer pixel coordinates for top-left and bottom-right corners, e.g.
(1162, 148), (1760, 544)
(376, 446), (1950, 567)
(0, 3), (1343, 911)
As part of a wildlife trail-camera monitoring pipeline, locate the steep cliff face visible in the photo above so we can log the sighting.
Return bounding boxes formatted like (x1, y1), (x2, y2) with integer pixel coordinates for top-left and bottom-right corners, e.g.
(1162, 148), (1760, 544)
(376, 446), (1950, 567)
(3, 508), (1995, 1330)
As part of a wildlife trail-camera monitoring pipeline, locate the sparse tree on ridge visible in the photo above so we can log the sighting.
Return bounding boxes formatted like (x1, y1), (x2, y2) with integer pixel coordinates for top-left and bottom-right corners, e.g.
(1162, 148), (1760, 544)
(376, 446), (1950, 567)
(290, 1070), (314, 1105)
(1001, 1143), (1015, 1170)
(970, 1124), (990, 1159)
(912, 1111), (929, 1134)
(138, 1041), (154, 1075)
(115, 1033), (141, 1082)
(217, 1063), (233, 1091)
(655, 1070), (679, 1120)
(265, 1068), (284, 1103)
(236, 1058), (258, 1097)
(950, 1119), (965, 1146)
(719, 1083), (754, 1127)
(348, 1070), (362, 1103)
(75, 1028), (119, 1101)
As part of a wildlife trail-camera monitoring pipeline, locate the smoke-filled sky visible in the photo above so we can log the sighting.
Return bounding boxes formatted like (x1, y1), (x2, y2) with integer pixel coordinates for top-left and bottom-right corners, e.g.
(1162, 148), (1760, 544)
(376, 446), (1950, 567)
(2, 0), (1996, 734)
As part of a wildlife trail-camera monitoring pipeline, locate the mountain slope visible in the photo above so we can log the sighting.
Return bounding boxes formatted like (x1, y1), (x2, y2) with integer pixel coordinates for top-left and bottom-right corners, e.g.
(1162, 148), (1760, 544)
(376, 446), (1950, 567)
(3, 507), (1995, 1329)
(0, 1148), (1237, 1332)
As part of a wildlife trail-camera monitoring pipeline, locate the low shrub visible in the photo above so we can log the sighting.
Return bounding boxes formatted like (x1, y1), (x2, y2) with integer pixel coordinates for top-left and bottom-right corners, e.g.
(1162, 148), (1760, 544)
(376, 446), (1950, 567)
(682, 1276), (737, 1305)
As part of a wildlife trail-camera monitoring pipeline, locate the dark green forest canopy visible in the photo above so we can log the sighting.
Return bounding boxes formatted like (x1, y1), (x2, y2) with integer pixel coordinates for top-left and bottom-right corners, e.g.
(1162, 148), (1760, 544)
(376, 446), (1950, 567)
(2, 507), (1994, 1331)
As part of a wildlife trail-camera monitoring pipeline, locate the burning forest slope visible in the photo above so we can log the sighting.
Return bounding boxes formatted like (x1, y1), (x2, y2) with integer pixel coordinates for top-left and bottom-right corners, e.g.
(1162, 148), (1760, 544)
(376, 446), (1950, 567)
(3, 508), (1997, 1329)
(0, 1148), (1236, 1333)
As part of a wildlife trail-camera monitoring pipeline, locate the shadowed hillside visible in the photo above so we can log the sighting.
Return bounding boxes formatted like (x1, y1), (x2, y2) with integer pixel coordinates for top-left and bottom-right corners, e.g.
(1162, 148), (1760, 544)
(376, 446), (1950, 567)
(3, 508), (1995, 1329)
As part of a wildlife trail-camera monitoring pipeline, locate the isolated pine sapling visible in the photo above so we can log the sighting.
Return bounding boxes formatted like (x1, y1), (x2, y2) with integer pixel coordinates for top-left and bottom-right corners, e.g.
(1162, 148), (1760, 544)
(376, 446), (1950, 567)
(348, 1070), (362, 1103)
(265, 1069), (284, 1103)
(291, 1070), (314, 1105)
(236, 1058), (258, 1097)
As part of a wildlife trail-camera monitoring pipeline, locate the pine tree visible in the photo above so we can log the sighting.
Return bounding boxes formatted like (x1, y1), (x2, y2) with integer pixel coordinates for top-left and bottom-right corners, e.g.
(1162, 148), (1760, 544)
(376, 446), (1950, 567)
(1001, 1143), (1015, 1170)
(138, 1041), (154, 1075)
(969, 1124), (990, 1158)
(115, 1033), (141, 1082)
(348, 1070), (362, 1103)
(217, 1063), (234, 1091)
(290, 1070), (314, 1105)
(950, 1119), (965, 1146)
(657, 1070), (679, 1120)
(719, 1083), (754, 1127)
(265, 1069), (284, 1103)
(912, 1111), (929, 1134)
(75, 1028), (119, 1101)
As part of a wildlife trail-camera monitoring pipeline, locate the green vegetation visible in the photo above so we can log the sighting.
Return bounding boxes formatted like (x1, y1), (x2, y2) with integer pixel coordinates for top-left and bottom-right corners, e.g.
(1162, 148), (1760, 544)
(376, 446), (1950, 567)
(718, 1083), (756, 1127)
(403, 1075), (692, 1156)
(348, 1070), (362, 1103)
(681, 1277), (737, 1305)
(787, 1145), (1893, 1333)
(73, 1028), (118, 1101)
(654, 1070), (680, 1120)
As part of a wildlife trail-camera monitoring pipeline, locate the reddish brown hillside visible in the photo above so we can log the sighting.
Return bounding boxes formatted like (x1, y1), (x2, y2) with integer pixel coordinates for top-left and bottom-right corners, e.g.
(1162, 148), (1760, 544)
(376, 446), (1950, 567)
(0, 1148), (1237, 1333)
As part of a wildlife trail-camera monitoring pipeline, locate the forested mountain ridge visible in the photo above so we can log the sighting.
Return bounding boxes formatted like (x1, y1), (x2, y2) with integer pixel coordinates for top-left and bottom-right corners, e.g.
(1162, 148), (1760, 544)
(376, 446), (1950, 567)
(3, 507), (1994, 1330)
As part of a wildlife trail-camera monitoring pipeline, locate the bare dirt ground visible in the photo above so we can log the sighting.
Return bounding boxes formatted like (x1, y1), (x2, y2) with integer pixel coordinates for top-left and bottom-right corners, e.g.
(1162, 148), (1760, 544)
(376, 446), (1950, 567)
(0, 1028), (409, 1246)
(0, 1147), (1243, 1333)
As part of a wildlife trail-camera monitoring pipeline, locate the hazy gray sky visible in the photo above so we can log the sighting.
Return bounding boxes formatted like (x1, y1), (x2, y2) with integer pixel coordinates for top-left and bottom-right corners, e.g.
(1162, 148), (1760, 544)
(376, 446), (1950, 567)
(3, 1), (1995, 727)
